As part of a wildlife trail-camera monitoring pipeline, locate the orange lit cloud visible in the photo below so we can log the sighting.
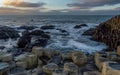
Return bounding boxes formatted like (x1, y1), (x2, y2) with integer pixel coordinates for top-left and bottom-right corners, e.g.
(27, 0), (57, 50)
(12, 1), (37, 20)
(3, 0), (45, 8)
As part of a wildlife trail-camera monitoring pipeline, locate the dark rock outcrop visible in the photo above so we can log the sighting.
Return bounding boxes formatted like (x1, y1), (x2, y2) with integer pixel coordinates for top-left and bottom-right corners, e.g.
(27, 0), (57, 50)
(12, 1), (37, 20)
(74, 24), (88, 29)
(17, 30), (31, 48)
(82, 28), (96, 36)
(41, 33), (51, 39)
(30, 30), (45, 36)
(27, 38), (48, 49)
(17, 26), (37, 30)
(93, 15), (120, 50)
(0, 26), (19, 39)
(41, 25), (55, 30)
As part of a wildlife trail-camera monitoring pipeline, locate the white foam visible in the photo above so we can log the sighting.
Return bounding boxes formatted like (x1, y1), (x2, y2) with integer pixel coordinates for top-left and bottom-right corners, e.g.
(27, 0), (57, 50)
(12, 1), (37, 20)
(68, 39), (107, 53)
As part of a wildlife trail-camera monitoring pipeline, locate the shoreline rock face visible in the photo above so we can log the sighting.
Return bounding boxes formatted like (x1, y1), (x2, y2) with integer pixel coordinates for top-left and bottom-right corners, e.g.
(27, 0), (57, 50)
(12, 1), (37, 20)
(93, 15), (120, 50)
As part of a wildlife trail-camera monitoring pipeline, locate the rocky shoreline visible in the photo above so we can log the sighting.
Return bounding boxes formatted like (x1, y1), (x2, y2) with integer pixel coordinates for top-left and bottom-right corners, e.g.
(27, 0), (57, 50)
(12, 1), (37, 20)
(0, 15), (120, 75)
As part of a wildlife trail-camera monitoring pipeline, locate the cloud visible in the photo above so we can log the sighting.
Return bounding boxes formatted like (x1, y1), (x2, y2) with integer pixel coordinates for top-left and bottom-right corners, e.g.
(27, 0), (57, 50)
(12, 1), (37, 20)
(4, 0), (45, 8)
(67, 0), (120, 9)
(0, 7), (45, 15)
(0, 7), (119, 15)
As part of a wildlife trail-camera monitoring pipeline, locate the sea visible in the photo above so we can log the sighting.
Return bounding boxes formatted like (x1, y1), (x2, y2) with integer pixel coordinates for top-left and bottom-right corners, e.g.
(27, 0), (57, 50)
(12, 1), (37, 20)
(0, 15), (114, 53)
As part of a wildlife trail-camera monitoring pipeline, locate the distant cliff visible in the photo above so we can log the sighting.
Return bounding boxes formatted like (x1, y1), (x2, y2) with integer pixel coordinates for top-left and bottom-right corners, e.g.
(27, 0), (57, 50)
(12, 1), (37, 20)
(93, 15), (120, 50)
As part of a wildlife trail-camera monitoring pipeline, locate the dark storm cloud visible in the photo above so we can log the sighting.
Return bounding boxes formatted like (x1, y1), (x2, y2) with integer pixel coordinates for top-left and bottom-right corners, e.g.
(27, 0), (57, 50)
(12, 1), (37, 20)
(67, 0), (120, 9)
(4, 0), (45, 8)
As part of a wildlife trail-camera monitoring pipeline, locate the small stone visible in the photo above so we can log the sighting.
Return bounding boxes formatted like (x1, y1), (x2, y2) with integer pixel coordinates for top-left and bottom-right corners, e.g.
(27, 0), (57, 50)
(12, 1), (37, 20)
(42, 63), (58, 75)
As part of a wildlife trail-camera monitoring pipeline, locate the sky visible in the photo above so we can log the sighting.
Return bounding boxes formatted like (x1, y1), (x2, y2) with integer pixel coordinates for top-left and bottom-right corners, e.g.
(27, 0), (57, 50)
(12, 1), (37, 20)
(0, 0), (120, 15)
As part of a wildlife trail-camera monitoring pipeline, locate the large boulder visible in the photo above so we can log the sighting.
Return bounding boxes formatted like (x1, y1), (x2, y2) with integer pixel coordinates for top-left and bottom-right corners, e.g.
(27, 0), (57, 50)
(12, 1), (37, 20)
(32, 46), (44, 58)
(93, 15), (120, 50)
(26, 53), (38, 69)
(15, 53), (38, 69)
(102, 61), (120, 75)
(42, 63), (58, 75)
(72, 51), (87, 66)
(17, 34), (31, 48)
(0, 26), (19, 39)
(0, 53), (13, 62)
(95, 57), (109, 71)
(64, 62), (78, 75)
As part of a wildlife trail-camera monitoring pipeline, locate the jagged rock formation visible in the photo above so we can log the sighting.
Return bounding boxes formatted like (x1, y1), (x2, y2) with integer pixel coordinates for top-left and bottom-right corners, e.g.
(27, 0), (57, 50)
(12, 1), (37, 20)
(0, 26), (19, 39)
(93, 15), (120, 50)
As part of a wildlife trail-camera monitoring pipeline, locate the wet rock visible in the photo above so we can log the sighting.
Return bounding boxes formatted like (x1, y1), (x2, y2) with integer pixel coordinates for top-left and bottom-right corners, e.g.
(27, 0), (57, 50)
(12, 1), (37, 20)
(17, 33), (31, 48)
(93, 15), (120, 50)
(102, 61), (120, 75)
(84, 71), (101, 75)
(0, 46), (5, 50)
(21, 30), (30, 36)
(15, 53), (38, 69)
(10, 67), (27, 75)
(64, 62), (78, 75)
(62, 52), (72, 61)
(15, 54), (27, 69)
(82, 28), (96, 36)
(0, 53), (13, 62)
(48, 55), (62, 65)
(32, 47), (44, 58)
(41, 33), (50, 39)
(38, 59), (43, 67)
(57, 29), (67, 33)
(52, 70), (65, 75)
(43, 49), (58, 58)
(30, 30), (45, 36)
(95, 57), (109, 71)
(17, 25), (37, 30)
(26, 53), (38, 69)
(41, 25), (55, 30)
(74, 24), (88, 29)
(28, 38), (47, 49)
(117, 46), (120, 56)
(106, 52), (118, 61)
(42, 63), (58, 75)
(9, 48), (25, 56)
(72, 51), (87, 66)
(0, 62), (10, 75)
(0, 26), (19, 39)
